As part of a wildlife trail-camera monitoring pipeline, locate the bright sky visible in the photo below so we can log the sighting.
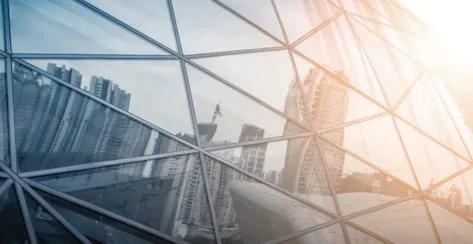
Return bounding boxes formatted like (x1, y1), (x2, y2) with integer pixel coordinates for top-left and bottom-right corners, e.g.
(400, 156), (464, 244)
(401, 0), (473, 69)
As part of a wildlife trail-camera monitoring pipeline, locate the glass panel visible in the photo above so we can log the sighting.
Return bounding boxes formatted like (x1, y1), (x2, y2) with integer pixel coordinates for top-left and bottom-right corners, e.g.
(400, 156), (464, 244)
(351, 199), (437, 243)
(349, 16), (420, 106)
(282, 224), (345, 243)
(193, 50), (300, 117)
(85, 0), (177, 50)
(274, 0), (339, 42)
(434, 74), (473, 161)
(187, 64), (306, 146)
(295, 58), (384, 130)
(396, 119), (469, 190)
(203, 156), (332, 244)
(354, 16), (417, 59)
(13, 62), (191, 172)
(334, 0), (397, 28)
(35, 154), (216, 243)
(347, 225), (383, 244)
(38, 190), (171, 244)
(0, 60), (8, 166)
(427, 200), (473, 244)
(209, 137), (336, 212)
(24, 190), (82, 244)
(0, 0), (4, 51)
(427, 168), (473, 220)
(396, 73), (470, 159)
(10, 0), (165, 54)
(27, 59), (195, 137)
(317, 139), (414, 215)
(220, 0), (283, 39)
(295, 17), (386, 106)
(172, 0), (279, 54)
(320, 115), (417, 188)
(0, 185), (30, 243)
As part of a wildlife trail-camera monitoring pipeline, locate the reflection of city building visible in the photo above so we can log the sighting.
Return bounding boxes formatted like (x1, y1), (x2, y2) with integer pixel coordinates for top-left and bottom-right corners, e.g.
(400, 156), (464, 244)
(13, 64), (157, 171)
(281, 67), (348, 195)
(238, 124), (267, 178)
(15, 63), (214, 242)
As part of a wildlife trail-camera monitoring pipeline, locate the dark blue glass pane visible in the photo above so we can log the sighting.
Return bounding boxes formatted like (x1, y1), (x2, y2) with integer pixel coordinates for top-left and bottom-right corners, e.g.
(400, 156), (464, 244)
(36, 154), (216, 243)
(0, 185), (29, 243)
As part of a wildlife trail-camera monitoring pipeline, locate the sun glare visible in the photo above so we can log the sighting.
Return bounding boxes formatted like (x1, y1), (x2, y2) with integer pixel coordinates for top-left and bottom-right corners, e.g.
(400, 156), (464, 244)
(404, 0), (473, 69)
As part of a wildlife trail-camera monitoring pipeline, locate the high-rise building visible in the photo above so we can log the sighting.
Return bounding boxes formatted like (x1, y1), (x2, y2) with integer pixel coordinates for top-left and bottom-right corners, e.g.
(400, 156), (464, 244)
(281, 67), (348, 194)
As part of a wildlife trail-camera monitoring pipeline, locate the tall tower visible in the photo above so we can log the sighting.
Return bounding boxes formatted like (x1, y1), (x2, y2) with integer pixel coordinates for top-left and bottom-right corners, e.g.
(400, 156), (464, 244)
(281, 67), (348, 194)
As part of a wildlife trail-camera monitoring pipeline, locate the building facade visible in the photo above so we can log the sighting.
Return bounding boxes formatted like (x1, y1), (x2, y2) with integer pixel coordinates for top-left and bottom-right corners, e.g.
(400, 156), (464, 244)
(0, 0), (472, 244)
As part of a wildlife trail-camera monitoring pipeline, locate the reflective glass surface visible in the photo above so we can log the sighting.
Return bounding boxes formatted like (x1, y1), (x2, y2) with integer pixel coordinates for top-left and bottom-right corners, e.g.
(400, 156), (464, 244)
(173, 0), (279, 54)
(24, 190), (81, 244)
(13, 62), (191, 172)
(320, 115), (417, 188)
(274, 0), (339, 42)
(209, 137), (336, 212)
(0, 185), (29, 243)
(27, 59), (195, 136)
(85, 0), (177, 51)
(351, 199), (437, 243)
(203, 155), (332, 243)
(0, 0), (471, 243)
(283, 224), (345, 244)
(317, 139), (414, 215)
(187, 64), (305, 146)
(37, 190), (172, 244)
(35, 154), (216, 243)
(0, 60), (9, 166)
(10, 0), (165, 54)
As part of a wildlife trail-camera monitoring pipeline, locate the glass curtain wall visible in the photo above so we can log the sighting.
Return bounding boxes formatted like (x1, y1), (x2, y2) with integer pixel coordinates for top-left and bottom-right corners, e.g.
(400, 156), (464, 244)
(0, 0), (471, 243)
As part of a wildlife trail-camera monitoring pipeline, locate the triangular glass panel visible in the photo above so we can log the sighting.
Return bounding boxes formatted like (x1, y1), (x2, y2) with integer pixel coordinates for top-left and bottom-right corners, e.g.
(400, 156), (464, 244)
(0, 59), (9, 166)
(203, 155), (333, 244)
(347, 225), (383, 244)
(13, 62), (192, 172)
(24, 189), (82, 243)
(208, 137), (337, 213)
(352, 14), (418, 59)
(172, 0), (280, 54)
(37, 189), (178, 244)
(348, 16), (420, 106)
(85, 0), (177, 50)
(426, 168), (473, 221)
(34, 154), (217, 243)
(219, 0), (284, 40)
(26, 59), (195, 137)
(280, 224), (346, 243)
(396, 73), (470, 159)
(317, 139), (415, 215)
(0, 185), (30, 243)
(274, 0), (339, 42)
(431, 73), (473, 162)
(320, 115), (418, 188)
(351, 199), (438, 243)
(9, 0), (165, 54)
(426, 200), (473, 244)
(295, 56), (385, 130)
(193, 50), (307, 122)
(396, 119), (469, 190)
(295, 17), (387, 106)
(186, 64), (307, 146)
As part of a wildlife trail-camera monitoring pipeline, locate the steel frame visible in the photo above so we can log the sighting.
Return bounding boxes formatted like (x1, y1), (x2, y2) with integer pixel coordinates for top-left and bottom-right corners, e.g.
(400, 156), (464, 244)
(0, 0), (468, 243)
